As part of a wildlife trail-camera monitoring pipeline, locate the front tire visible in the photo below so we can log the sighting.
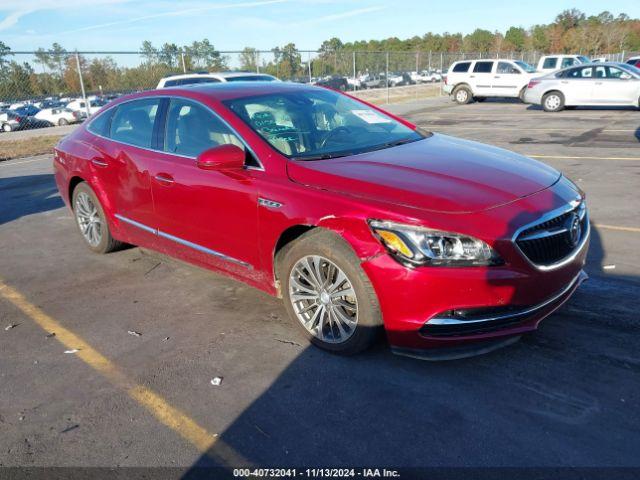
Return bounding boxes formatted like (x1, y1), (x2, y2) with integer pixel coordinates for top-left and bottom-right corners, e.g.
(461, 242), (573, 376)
(453, 86), (472, 104)
(2, 123), (12, 132)
(58, 118), (69, 126)
(278, 229), (382, 355)
(72, 182), (122, 254)
(542, 91), (564, 112)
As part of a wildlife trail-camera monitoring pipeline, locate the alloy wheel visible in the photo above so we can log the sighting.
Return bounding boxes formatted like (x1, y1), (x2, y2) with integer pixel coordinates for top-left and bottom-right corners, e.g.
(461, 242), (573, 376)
(75, 192), (103, 247)
(289, 255), (358, 344)
(456, 89), (468, 103)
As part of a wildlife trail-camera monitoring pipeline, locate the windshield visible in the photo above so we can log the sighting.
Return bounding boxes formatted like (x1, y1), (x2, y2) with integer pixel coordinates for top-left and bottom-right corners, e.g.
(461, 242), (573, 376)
(578, 56), (591, 64)
(620, 63), (640, 76)
(223, 89), (425, 160)
(514, 61), (536, 73)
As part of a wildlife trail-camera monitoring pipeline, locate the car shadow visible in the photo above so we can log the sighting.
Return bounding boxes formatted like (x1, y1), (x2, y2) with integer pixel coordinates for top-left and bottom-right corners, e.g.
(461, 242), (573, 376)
(179, 221), (640, 478)
(0, 174), (64, 226)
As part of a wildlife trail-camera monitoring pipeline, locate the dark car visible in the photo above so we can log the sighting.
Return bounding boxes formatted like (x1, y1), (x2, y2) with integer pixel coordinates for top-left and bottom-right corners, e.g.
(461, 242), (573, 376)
(1, 111), (47, 132)
(314, 76), (349, 91)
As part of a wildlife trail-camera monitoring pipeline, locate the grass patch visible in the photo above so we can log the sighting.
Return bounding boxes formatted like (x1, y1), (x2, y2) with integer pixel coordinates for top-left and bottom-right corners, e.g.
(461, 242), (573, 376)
(0, 135), (62, 162)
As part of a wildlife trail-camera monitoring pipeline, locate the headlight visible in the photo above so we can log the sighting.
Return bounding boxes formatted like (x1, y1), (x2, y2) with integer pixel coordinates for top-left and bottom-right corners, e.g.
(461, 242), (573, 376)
(369, 220), (503, 267)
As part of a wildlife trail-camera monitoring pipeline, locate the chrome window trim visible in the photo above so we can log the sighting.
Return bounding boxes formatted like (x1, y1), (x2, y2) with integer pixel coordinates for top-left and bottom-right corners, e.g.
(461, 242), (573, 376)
(511, 197), (590, 272)
(427, 271), (584, 326)
(85, 95), (265, 171)
(114, 213), (252, 269)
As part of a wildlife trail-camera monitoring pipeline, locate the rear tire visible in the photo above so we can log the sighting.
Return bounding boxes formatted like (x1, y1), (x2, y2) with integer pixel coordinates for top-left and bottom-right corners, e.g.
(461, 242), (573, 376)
(58, 118), (69, 126)
(542, 91), (564, 112)
(72, 182), (122, 254)
(2, 123), (12, 132)
(453, 85), (472, 104)
(277, 229), (382, 355)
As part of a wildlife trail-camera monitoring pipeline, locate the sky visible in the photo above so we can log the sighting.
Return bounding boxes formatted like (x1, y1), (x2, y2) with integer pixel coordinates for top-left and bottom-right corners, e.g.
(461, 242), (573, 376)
(1, 0), (639, 52)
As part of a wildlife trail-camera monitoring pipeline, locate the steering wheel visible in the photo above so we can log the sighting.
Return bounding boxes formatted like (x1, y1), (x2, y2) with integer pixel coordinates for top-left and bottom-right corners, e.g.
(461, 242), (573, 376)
(320, 126), (352, 148)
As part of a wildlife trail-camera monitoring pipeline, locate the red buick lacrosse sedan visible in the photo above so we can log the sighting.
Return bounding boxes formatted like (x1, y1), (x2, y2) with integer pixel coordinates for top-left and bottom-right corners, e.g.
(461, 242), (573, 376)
(53, 82), (589, 360)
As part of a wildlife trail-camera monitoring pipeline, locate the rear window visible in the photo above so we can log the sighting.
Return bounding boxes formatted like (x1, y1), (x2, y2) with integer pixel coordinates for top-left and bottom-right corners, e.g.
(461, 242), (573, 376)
(452, 62), (471, 73)
(542, 57), (557, 69)
(561, 57), (578, 68)
(473, 61), (494, 73)
(225, 75), (276, 82)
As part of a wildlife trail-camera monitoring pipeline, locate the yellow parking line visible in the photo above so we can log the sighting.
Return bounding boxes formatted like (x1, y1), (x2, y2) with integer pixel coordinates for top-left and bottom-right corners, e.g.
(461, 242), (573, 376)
(528, 154), (640, 161)
(0, 279), (248, 465)
(595, 224), (640, 234)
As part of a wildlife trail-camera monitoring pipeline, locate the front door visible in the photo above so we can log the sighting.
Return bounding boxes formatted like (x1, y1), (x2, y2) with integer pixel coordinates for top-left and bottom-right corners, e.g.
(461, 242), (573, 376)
(492, 61), (523, 97)
(592, 65), (639, 104)
(149, 97), (260, 274)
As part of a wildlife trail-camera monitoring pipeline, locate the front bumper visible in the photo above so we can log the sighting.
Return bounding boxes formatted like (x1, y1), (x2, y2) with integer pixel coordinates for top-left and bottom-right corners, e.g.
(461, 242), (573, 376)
(361, 198), (589, 359)
(405, 270), (587, 360)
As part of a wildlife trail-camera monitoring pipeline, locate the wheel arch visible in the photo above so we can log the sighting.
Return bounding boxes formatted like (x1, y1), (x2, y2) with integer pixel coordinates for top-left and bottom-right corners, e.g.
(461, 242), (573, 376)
(68, 175), (87, 207)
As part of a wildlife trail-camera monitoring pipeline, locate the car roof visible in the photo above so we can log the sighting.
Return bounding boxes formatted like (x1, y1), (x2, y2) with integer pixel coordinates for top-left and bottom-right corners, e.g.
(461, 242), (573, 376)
(161, 72), (274, 80)
(116, 81), (321, 103)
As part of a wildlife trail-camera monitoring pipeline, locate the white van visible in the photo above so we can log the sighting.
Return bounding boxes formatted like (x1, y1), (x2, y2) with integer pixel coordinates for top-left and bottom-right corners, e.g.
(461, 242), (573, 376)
(443, 59), (538, 104)
(536, 55), (591, 73)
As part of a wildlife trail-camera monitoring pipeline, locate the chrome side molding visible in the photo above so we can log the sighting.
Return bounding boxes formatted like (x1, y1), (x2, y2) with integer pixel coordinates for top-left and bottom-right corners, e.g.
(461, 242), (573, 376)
(258, 197), (283, 209)
(114, 214), (251, 269)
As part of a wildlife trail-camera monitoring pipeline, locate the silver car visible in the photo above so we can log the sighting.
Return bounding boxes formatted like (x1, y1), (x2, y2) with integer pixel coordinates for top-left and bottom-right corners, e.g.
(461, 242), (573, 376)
(523, 62), (640, 112)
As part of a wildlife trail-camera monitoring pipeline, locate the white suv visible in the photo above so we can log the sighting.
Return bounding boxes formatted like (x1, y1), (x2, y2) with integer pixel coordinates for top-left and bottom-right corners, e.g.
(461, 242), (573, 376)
(156, 72), (279, 88)
(443, 59), (538, 104)
(536, 55), (591, 73)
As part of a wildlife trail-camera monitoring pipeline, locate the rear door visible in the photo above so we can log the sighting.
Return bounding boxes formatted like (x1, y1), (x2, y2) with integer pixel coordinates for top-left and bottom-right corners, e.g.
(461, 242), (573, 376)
(470, 61), (494, 96)
(560, 66), (596, 104)
(493, 61), (523, 97)
(149, 97), (260, 272)
(86, 97), (161, 246)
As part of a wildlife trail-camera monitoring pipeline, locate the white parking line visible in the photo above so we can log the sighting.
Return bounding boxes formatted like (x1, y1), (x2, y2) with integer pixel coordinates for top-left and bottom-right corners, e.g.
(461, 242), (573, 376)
(422, 125), (636, 133)
(528, 154), (640, 161)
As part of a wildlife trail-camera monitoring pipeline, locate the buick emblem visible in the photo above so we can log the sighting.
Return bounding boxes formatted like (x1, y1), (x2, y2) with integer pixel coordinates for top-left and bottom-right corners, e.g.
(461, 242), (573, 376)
(566, 213), (582, 247)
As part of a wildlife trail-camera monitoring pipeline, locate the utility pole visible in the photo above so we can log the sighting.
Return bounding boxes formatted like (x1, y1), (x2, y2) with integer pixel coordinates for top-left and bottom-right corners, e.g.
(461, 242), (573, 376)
(75, 52), (90, 118)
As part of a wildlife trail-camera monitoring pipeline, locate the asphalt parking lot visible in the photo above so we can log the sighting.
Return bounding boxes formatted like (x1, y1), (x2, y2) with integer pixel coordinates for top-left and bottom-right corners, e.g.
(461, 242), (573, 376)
(1, 97), (639, 475)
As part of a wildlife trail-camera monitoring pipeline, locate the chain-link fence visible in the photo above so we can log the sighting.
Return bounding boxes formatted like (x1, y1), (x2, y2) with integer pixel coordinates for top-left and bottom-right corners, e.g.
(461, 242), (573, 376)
(0, 49), (636, 131)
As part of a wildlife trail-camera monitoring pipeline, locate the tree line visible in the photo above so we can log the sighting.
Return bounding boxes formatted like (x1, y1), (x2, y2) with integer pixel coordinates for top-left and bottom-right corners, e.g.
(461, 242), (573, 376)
(1, 9), (638, 101)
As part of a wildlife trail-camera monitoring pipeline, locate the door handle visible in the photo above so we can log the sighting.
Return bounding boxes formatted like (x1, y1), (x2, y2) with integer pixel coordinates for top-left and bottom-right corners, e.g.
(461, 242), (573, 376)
(561, 81), (568, 84)
(595, 82), (603, 85)
(91, 158), (108, 167)
(469, 75), (475, 78)
(154, 174), (174, 185)
(494, 75), (500, 78)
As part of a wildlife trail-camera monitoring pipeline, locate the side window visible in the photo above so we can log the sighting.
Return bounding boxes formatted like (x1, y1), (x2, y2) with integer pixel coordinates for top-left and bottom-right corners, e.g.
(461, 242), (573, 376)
(110, 98), (159, 148)
(561, 57), (577, 68)
(566, 67), (592, 79)
(452, 62), (471, 73)
(473, 61), (494, 73)
(497, 62), (519, 74)
(542, 57), (557, 69)
(164, 98), (244, 158)
(164, 80), (178, 87)
(605, 67), (631, 80)
(87, 108), (115, 137)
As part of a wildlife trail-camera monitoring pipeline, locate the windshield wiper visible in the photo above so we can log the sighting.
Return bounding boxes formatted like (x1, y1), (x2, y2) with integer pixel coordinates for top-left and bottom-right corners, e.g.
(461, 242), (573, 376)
(292, 153), (350, 161)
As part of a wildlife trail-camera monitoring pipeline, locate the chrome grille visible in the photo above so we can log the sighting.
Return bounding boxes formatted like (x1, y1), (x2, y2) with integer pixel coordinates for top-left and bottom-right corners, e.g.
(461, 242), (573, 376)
(515, 201), (588, 267)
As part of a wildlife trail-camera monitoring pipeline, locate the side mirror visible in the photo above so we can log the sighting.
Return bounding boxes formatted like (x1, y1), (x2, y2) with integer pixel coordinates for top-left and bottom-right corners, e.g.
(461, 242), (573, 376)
(196, 144), (245, 171)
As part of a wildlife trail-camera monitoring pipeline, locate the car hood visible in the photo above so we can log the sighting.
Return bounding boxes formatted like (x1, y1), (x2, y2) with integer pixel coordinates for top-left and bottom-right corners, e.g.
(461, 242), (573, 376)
(286, 134), (561, 213)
